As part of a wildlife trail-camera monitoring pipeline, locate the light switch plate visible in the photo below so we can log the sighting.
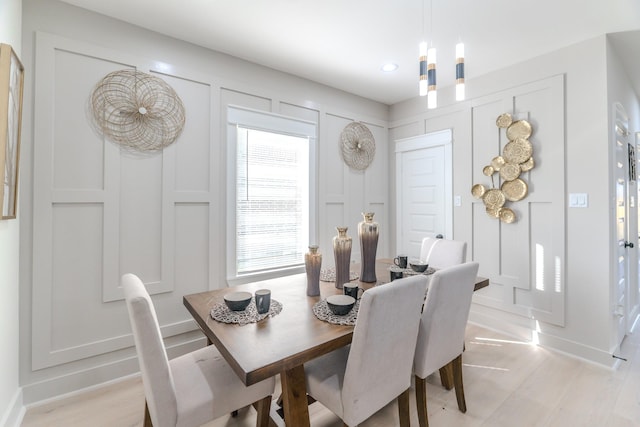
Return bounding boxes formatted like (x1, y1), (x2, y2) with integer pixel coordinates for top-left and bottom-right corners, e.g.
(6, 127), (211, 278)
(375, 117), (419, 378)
(569, 193), (588, 208)
(454, 195), (461, 207)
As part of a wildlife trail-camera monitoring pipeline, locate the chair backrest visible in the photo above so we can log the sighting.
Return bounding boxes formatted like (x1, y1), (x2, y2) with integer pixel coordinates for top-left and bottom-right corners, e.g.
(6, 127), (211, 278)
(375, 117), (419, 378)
(413, 262), (480, 378)
(341, 275), (427, 426)
(122, 273), (178, 427)
(419, 237), (467, 269)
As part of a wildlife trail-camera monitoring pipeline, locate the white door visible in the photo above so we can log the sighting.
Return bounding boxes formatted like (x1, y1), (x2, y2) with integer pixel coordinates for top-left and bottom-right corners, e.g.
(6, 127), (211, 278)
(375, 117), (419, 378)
(614, 102), (631, 348)
(395, 130), (452, 258)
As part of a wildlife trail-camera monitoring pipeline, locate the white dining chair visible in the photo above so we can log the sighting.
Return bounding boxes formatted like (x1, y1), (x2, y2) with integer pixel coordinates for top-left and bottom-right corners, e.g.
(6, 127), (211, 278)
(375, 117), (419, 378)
(304, 275), (427, 427)
(122, 273), (275, 427)
(413, 262), (480, 427)
(419, 236), (467, 269)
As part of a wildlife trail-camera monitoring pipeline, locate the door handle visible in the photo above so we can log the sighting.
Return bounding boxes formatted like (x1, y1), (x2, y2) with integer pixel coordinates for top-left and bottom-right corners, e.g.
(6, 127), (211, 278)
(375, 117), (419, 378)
(625, 241), (634, 248)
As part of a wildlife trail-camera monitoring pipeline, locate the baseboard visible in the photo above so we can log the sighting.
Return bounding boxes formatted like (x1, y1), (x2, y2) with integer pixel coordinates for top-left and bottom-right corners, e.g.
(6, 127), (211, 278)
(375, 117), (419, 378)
(0, 387), (25, 427)
(469, 304), (615, 368)
(22, 335), (206, 406)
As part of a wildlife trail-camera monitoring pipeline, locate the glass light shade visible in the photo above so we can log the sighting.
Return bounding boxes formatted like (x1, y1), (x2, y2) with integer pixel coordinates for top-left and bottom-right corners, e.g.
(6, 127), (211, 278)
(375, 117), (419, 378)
(456, 83), (465, 101)
(427, 90), (437, 109)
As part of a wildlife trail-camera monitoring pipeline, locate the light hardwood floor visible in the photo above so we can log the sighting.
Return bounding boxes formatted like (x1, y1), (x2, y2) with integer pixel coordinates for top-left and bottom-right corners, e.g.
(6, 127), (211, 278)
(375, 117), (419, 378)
(21, 323), (640, 426)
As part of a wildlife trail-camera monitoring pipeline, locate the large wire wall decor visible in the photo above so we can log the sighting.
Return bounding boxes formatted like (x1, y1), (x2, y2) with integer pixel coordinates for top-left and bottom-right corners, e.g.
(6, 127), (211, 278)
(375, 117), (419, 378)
(90, 69), (185, 152)
(340, 122), (376, 170)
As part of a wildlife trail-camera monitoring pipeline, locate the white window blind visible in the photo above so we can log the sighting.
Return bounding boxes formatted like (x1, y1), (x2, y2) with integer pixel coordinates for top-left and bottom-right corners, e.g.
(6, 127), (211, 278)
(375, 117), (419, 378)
(227, 106), (317, 282)
(236, 128), (309, 273)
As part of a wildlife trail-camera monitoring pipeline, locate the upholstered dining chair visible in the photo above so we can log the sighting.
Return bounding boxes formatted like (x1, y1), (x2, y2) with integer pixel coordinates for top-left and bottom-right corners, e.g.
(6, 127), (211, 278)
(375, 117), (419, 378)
(419, 236), (467, 269)
(122, 273), (275, 427)
(413, 262), (480, 427)
(304, 274), (427, 427)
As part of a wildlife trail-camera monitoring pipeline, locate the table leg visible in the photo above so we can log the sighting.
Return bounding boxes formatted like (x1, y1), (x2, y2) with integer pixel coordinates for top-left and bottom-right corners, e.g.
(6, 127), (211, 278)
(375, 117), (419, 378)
(280, 365), (311, 427)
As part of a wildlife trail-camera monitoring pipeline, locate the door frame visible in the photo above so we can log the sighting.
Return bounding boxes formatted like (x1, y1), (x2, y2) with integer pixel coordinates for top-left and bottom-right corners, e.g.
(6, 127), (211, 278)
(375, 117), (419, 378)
(395, 129), (453, 254)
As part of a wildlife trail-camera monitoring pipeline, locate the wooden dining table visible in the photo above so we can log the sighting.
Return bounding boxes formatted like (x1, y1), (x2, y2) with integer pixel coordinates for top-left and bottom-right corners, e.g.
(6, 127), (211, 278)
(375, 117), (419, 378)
(183, 259), (488, 427)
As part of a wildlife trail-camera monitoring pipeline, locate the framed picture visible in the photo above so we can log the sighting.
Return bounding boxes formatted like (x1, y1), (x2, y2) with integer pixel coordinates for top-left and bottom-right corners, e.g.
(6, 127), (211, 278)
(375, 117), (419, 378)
(0, 44), (24, 219)
(629, 142), (637, 182)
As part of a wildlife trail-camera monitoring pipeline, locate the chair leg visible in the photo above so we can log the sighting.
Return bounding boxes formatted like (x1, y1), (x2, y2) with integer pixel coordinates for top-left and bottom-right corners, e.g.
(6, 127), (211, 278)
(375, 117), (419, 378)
(439, 363), (454, 390)
(252, 395), (273, 427)
(143, 401), (153, 427)
(415, 375), (429, 427)
(451, 353), (467, 413)
(398, 388), (411, 427)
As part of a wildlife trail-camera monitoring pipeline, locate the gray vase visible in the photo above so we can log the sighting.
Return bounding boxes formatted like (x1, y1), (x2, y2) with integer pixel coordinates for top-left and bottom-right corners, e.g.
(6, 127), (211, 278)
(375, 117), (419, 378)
(358, 212), (379, 283)
(305, 245), (322, 296)
(332, 227), (352, 289)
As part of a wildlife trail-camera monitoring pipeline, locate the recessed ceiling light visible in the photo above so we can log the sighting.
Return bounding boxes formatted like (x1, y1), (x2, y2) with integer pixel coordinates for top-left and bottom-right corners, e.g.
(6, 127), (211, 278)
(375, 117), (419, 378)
(381, 63), (398, 72)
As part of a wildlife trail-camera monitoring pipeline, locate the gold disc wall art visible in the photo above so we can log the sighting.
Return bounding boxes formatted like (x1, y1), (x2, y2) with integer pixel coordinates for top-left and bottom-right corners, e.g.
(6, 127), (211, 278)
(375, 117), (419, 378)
(471, 113), (536, 223)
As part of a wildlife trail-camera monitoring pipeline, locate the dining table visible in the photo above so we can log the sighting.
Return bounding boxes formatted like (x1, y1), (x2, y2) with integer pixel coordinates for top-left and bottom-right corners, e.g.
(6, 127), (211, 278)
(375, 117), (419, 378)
(183, 259), (489, 427)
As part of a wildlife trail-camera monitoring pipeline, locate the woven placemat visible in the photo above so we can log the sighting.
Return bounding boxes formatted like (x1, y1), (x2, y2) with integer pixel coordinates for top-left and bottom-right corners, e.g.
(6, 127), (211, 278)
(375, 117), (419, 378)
(210, 298), (283, 326)
(390, 266), (436, 276)
(320, 268), (359, 282)
(312, 298), (361, 326)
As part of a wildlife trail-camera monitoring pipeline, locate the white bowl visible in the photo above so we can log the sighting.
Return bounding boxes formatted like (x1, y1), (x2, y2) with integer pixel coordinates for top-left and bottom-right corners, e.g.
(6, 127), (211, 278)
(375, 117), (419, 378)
(224, 291), (252, 311)
(326, 294), (356, 315)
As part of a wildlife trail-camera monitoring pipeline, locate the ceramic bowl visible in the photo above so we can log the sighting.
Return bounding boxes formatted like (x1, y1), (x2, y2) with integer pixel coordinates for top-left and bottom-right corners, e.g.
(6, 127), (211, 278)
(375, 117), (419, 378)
(409, 262), (429, 273)
(326, 294), (356, 316)
(224, 291), (252, 311)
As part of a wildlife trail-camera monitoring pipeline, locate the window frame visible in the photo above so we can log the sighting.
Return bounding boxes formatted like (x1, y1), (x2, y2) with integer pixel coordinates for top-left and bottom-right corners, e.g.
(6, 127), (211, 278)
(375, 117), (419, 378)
(226, 106), (317, 285)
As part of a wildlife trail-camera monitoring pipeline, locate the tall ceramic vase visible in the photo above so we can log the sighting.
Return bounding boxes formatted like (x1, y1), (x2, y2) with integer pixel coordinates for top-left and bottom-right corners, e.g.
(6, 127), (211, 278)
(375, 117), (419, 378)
(358, 212), (379, 283)
(332, 227), (352, 289)
(305, 245), (322, 296)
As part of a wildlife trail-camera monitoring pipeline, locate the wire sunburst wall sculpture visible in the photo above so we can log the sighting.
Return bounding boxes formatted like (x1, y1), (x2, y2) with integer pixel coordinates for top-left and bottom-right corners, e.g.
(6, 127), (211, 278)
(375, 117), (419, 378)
(340, 122), (376, 170)
(90, 69), (185, 152)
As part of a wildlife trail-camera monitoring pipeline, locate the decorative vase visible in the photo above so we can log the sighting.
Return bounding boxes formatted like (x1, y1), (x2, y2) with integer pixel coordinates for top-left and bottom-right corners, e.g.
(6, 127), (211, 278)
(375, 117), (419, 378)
(332, 227), (352, 289)
(358, 212), (379, 283)
(305, 245), (322, 296)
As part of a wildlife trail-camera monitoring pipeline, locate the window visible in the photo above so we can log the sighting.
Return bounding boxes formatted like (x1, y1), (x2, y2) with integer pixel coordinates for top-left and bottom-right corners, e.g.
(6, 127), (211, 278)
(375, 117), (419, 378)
(227, 107), (317, 282)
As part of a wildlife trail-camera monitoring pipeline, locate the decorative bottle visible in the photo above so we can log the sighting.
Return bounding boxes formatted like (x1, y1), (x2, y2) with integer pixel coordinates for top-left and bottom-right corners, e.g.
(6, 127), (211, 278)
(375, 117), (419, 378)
(358, 212), (379, 282)
(305, 245), (322, 296)
(332, 227), (352, 289)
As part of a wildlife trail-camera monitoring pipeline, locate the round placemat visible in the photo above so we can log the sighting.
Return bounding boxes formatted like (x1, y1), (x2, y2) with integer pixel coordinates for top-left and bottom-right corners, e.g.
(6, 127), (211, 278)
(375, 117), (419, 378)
(320, 268), (359, 282)
(401, 266), (436, 276)
(313, 298), (361, 326)
(210, 298), (283, 326)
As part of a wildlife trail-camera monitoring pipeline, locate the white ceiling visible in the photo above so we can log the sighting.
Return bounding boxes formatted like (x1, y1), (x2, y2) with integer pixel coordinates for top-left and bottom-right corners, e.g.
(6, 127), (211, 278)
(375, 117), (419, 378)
(60, 0), (640, 105)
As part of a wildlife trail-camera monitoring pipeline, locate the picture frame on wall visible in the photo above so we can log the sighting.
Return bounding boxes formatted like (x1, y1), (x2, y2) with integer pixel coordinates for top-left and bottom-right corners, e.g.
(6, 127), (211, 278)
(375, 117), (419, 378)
(0, 43), (24, 220)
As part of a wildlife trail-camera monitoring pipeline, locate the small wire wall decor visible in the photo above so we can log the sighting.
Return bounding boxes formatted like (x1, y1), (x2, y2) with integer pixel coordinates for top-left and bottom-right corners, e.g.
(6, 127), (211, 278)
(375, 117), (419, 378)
(340, 122), (376, 170)
(90, 69), (185, 152)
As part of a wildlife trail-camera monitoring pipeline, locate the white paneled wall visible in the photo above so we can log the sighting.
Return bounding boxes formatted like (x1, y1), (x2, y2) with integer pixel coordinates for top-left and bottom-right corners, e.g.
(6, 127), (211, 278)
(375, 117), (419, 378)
(390, 75), (566, 332)
(28, 30), (388, 388)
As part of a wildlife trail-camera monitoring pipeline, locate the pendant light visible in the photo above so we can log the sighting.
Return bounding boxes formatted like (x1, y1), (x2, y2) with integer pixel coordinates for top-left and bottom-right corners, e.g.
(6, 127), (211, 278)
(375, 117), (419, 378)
(455, 42), (465, 101)
(418, 0), (437, 108)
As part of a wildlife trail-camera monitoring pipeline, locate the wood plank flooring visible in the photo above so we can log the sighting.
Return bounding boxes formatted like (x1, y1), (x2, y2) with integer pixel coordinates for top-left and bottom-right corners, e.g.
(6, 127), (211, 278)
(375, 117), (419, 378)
(21, 323), (640, 426)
